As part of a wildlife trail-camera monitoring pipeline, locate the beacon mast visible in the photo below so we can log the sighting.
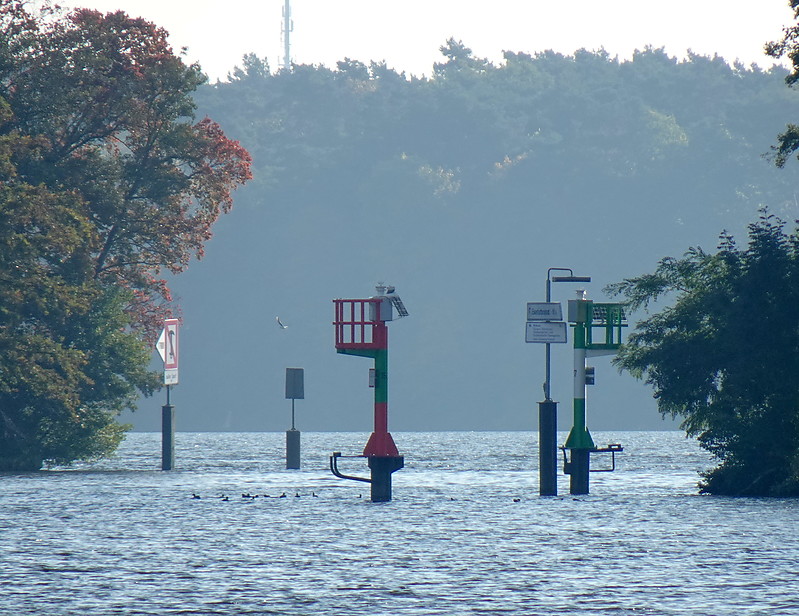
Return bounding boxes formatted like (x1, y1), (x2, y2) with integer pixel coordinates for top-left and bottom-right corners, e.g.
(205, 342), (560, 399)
(281, 0), (293, 72)
(330, 284), (409, 502)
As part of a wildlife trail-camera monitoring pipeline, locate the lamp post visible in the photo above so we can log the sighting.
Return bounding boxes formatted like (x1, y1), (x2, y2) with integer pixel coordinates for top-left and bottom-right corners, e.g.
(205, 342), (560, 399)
(544, 269), (592, 401)
(539, 268), (591, 496)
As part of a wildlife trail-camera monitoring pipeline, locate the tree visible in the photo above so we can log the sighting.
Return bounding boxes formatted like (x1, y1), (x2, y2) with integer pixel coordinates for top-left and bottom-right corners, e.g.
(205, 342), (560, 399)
(1, 1), (252, 338)
(0, 1), (251, 469)
(766, 0), (799, 166)
(607, 212), (799, 496)
(0, 96), (159, 469)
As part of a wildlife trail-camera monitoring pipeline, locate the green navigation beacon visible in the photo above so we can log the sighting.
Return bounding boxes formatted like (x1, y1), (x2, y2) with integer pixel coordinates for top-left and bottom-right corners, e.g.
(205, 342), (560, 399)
(563, 291), (627, 495)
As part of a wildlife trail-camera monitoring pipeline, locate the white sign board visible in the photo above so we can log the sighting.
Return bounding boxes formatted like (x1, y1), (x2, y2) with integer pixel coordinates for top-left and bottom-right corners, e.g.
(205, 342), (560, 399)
(525, 321), (567, 343)
(526, 302), (563, 321)
(157, 318), (179, 385)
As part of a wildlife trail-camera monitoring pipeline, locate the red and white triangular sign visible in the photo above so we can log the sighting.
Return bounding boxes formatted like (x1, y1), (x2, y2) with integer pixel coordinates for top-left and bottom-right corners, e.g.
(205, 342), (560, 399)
(156, 328), (167, 362)
(156, 318), (179, 385)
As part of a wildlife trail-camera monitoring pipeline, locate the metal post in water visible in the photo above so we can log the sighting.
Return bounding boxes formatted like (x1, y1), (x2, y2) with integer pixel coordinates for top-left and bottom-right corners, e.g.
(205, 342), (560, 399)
(286, 426), (300, 470)
(285, 368), (304, 470)
(157, 320), (180, 471)
(531, 269), (591, 496)
(570, 449), (590, 494)
(368, 455), (405, 502)
(538, 400), (558, 495)
(161, 385), (175, 471)
(539, 274), (559, 497)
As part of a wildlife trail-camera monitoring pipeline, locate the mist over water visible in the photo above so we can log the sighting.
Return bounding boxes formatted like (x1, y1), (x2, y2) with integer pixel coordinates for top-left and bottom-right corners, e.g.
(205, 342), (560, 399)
(3, 431), (798, 615)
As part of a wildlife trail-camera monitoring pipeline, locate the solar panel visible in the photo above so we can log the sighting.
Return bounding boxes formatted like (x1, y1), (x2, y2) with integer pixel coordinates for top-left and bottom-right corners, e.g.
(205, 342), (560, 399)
(591, 304), (626, 323)
(389, 295), (409, 318)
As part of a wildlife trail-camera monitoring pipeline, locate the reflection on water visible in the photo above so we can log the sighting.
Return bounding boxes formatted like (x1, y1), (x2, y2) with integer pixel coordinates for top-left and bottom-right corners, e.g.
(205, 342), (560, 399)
(2, 431), (799, 615)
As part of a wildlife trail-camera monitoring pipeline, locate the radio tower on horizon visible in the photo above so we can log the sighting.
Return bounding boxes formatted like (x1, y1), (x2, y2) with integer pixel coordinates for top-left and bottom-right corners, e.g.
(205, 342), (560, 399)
(281, 0), (293, 71)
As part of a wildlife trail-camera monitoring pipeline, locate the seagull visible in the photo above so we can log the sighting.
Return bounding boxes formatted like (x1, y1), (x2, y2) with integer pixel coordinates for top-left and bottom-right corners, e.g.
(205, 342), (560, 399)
(276, 316), (288, 329)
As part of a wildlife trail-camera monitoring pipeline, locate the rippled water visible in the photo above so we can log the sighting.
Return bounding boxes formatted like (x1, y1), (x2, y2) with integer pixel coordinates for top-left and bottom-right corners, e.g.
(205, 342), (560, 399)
(2, 431), (799, 615)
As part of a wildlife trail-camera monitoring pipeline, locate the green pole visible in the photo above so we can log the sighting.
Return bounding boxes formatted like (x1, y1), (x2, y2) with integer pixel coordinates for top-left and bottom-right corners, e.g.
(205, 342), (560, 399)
(565, 317), (595, 451)
(565, 300), (593, 494)
(374, 347), (388, 431)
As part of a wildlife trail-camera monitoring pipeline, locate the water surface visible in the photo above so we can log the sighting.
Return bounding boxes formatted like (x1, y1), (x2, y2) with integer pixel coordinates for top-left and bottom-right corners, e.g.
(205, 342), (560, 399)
(2, 431), (797, 615)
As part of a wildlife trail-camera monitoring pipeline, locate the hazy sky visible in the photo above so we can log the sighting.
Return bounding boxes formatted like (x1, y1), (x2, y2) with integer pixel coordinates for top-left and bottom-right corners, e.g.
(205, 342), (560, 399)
(54, 0), (795, 81)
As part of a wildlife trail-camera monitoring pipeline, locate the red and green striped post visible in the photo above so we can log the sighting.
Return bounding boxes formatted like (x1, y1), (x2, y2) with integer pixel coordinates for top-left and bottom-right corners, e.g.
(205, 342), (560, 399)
(333, 290), (404, 501)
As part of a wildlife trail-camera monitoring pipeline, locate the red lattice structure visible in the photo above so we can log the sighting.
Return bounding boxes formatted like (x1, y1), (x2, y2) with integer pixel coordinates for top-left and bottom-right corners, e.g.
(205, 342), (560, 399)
(333, 298), (388, 350)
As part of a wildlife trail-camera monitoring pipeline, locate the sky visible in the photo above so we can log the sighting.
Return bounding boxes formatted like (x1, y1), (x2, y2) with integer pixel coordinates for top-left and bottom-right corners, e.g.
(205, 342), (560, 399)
(53, 0), (796, 82)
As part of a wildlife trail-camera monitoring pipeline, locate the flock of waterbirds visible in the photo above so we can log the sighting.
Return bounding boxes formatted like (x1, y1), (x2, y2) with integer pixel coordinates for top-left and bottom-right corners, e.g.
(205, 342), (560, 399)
(191, 491), (324, 500)
(188, 492), (523, 502)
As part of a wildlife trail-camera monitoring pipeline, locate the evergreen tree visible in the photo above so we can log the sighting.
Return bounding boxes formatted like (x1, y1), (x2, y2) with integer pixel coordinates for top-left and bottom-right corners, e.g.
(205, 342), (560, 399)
(608, 213), (799, 496)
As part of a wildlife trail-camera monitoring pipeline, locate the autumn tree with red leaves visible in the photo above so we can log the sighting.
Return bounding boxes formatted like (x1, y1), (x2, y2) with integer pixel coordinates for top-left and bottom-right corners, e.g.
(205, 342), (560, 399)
(0, 1), (251, 469)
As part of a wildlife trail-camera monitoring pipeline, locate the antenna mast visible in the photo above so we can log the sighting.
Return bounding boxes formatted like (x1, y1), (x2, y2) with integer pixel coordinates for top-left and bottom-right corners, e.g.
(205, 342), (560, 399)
(281, 0), (293, 71)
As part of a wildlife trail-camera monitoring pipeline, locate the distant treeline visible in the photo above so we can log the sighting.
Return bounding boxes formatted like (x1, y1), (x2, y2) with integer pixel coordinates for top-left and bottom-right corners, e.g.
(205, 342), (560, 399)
(196, 41), (798, 231)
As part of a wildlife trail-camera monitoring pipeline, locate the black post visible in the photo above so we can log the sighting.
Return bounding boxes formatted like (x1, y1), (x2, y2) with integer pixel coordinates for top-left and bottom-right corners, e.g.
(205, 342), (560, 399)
(161, 404), (175, 471)
(538, 400), (558, 496)
(286, 428), (301, 469)
(367, 456), (404, 502)
(570, 449), (590, 495)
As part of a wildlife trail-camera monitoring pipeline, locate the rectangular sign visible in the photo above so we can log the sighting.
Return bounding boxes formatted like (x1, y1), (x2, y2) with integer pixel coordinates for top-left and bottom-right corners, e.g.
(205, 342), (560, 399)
(525, 321), (567, 343)
(526, 302), (562, 321)
(285, 367), (305, 399)
(157, 318), (179, 385)
(163, 319), (179, 370)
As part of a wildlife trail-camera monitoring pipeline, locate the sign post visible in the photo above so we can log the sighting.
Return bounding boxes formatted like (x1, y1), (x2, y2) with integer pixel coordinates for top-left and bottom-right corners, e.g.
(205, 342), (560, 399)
(526, 299), (568, 497)
(157, 319), (179, 387)
(156, 318), (179, 470)
(527, 270), (591, 496)
(285, 368), (304, 469)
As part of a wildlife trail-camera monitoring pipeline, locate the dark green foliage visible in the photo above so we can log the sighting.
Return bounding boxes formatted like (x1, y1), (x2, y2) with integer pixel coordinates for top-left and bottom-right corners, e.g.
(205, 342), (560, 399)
(0, 1), (249, 469)
(608, 213), (799, 496)
(198, 44), (798, 231)
(0, 97), (160, 469)
(766, 0), (799, 167)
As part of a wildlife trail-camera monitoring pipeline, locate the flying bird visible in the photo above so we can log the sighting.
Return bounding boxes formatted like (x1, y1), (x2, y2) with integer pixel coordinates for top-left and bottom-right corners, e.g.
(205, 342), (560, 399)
(276, 316), (288, 329)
